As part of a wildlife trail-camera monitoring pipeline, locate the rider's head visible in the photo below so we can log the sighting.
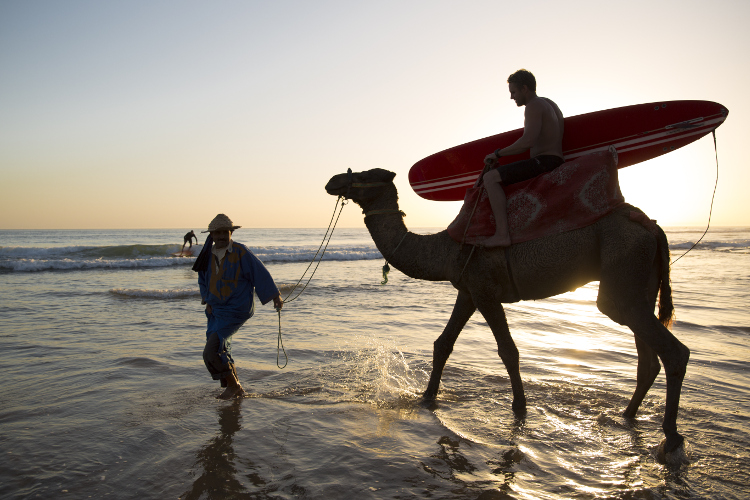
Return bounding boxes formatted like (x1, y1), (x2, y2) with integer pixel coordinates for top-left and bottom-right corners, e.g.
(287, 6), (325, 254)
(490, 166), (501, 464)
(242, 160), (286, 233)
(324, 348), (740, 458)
(507, 69), (536, 92)
(507, 69), (537, 106)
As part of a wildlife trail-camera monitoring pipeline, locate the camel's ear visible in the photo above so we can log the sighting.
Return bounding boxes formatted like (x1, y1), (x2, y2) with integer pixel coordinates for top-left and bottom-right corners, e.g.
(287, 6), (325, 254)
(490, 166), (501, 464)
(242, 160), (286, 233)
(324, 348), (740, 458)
(366, 168), (396, 183)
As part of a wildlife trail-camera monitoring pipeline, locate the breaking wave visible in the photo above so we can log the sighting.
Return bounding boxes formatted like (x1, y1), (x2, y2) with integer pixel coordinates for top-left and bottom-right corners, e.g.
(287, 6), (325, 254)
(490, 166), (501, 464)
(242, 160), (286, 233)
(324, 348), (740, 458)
(0, 243), (384, 272)
(669, 239), (750, 251)
(110, 288), (201, 299)
(2, 233), (746, 273)
(109, 283), (304, 300)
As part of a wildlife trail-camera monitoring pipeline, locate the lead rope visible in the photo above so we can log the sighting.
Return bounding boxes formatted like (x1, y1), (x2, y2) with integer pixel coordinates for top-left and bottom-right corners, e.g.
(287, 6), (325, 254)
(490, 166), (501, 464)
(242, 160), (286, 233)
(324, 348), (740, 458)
(456, 245), (477, 283)
(460, 162), (492, 249)
(275, 195), (348, 368)
(284, 195), (347, 304)
(453, 162), (493, 280)
(276, 309), (287, 368)
(671, 129), (719, 265)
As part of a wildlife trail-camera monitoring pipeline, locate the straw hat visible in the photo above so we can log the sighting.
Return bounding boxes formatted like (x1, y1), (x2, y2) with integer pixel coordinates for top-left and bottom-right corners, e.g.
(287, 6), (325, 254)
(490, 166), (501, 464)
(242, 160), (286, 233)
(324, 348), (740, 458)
(202, 214), (241, 233)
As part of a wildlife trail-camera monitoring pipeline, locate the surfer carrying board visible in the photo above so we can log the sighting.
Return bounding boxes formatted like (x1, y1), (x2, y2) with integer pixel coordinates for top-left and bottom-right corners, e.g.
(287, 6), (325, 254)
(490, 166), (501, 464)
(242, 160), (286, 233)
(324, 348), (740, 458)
(482, 69), (565, 247)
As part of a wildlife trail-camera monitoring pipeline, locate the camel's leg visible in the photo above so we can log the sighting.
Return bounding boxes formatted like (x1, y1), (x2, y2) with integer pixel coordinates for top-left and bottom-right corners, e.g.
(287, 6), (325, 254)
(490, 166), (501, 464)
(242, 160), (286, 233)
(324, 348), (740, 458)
(623, 334), (661, 418)
(476, 302), (526, 414)
(423, 290), (476, 400)
(598, 293), (689, 452)
(622, 264), (665, 419)
(627, 310), (688, 452)
(597, 224), (689, 453)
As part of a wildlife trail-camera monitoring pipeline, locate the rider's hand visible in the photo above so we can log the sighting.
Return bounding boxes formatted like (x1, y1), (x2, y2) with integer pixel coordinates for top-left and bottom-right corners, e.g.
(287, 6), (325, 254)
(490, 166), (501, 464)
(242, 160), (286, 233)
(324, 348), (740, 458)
(273, 295), (283, 311)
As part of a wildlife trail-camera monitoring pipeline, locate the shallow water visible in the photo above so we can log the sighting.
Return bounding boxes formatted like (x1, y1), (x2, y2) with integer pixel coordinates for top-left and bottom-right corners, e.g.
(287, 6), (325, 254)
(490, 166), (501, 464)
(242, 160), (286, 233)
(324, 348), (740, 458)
(0, 227), (748, 499)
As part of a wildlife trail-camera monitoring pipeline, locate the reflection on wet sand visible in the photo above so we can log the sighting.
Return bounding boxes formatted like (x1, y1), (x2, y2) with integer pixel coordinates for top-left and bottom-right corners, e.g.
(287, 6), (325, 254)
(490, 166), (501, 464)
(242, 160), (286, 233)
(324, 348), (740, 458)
(181, 399), (263, 500)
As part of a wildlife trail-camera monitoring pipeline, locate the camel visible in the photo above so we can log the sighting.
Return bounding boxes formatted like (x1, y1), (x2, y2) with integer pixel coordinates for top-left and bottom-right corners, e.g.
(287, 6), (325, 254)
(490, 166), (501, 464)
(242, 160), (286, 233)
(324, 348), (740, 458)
(325, 168), (690, 458)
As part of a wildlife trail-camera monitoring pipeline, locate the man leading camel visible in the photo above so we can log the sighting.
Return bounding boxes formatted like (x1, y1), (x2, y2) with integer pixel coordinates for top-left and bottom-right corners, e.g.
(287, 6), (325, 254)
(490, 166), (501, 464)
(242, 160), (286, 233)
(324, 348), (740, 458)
(482, 69), (565, 247)
(193, 214), (283, 399)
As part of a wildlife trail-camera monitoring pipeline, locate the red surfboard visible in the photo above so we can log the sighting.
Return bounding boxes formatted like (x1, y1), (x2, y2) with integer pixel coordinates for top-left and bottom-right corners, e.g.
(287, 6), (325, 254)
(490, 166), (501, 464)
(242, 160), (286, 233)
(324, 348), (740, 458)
(409, 100), (728, 201)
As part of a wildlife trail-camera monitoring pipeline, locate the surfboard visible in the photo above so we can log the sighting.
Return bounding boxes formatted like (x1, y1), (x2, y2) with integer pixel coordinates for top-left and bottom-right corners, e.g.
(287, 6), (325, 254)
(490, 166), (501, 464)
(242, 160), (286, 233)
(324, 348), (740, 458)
(409, 100), (728, 201)
(172, 249), (194, 257)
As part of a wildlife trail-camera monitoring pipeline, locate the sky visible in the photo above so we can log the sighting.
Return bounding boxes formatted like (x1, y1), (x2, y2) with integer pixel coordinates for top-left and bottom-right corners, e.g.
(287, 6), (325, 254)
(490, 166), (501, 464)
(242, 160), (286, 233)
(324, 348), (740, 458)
(1, 0), (748, 229)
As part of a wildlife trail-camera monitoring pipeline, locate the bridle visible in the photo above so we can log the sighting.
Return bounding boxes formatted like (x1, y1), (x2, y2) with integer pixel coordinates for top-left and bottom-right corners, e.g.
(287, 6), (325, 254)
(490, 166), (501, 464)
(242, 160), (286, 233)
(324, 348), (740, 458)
(343, 168), (404, 218)
(344, 168), (391, 198)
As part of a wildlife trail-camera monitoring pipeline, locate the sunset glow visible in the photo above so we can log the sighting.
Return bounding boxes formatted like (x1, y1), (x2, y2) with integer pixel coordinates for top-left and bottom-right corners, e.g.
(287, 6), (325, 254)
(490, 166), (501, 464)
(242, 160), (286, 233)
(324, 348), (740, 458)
(1, 1), (748, 229)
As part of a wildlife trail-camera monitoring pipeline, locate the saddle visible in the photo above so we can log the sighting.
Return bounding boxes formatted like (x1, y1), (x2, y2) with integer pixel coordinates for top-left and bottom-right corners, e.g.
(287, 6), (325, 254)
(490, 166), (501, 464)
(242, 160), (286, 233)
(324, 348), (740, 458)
(447, 148), (624, 245)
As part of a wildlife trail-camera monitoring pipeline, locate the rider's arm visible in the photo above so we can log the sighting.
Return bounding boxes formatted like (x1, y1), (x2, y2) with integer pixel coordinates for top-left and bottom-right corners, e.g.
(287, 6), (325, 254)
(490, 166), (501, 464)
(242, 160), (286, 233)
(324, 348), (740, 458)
(495, 101), (543, 157)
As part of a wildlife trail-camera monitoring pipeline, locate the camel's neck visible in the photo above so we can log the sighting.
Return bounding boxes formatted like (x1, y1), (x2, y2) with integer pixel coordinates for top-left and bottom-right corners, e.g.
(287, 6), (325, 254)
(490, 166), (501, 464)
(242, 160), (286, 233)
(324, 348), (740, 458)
(358, 186), (455, 282)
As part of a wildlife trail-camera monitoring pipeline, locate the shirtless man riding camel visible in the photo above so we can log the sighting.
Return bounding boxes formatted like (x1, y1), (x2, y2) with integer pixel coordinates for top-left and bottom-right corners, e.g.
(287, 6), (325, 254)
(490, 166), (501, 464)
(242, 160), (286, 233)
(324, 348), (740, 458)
(482, 69), (565, 247)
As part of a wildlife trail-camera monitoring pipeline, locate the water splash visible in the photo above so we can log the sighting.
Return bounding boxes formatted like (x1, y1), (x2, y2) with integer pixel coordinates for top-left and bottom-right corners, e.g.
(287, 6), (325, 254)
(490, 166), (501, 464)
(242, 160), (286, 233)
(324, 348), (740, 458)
(329, 335), (429, 406)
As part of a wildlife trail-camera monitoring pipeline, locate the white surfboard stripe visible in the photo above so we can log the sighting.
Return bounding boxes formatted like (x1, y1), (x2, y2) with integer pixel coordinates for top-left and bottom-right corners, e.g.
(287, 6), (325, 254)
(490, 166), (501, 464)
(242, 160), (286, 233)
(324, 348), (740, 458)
(416, 179), (476, 195)
(561, 115), (723, 156)
(413, 118), (724, 196)
(563, 117), (724, 160)
(562, 128), (714, 161)
(412, 174), (478, 191)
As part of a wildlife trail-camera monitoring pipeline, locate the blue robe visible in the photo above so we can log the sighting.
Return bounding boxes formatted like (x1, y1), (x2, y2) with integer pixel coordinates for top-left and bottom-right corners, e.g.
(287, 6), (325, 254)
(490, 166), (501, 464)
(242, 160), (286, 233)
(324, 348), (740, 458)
(198, 241), (279, 363)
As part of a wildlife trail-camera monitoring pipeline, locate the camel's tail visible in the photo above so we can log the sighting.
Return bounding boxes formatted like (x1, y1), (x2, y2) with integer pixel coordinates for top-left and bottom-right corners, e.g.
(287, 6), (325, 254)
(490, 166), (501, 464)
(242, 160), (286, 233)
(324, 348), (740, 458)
(655, 224), (675, 330)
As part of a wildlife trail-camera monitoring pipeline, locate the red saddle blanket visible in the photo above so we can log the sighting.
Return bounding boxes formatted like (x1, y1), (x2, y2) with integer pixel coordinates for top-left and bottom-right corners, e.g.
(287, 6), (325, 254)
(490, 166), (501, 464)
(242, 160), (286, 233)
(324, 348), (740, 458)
(447, 148), (624, 245)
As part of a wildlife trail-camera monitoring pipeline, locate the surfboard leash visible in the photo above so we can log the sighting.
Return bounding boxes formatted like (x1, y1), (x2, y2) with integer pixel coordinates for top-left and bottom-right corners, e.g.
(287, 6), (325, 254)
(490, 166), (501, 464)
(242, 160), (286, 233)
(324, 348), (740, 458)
(670, 129), (719, 265)
(274, 195), (348, 368)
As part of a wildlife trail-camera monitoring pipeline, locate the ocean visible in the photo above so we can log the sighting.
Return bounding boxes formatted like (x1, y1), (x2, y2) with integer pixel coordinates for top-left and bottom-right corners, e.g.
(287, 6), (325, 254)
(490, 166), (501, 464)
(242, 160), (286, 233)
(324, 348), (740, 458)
(0, 226), (748, 499)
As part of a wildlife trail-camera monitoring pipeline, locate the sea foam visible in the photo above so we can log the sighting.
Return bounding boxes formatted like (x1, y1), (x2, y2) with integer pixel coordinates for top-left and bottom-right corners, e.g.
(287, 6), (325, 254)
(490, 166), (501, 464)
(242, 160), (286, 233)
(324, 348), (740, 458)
(110, 288), (201, 299)
(0, 243), (384, 272)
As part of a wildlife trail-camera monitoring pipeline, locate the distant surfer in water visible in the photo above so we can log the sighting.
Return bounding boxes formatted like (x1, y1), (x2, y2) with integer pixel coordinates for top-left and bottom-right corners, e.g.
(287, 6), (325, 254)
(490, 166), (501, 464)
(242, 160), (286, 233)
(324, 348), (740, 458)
(192, 214), (283, 399)
(482, 69), (565, 247)
(180, 230), (198, 255)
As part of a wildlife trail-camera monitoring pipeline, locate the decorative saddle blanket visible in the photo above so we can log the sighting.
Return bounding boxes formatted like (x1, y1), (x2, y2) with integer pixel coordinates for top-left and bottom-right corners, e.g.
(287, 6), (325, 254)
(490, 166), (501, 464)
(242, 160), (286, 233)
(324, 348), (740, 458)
(447, 148), (625, 245)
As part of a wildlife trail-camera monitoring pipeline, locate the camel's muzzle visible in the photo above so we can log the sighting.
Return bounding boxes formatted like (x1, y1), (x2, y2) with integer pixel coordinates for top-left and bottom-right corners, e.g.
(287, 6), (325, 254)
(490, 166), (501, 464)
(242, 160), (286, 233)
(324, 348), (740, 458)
(325, 168), (395, 199)
(324, 169), (351, 197)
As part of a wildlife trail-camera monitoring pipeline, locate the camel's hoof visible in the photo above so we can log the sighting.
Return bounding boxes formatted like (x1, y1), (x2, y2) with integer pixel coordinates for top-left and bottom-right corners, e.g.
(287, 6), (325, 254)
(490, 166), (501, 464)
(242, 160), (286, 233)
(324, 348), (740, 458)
(655, 436), (692, 465)
(418, 392), (438, 409)
(421, 390), (436, 401)
(621, 408), (637, 420)
(511, 399), (527, 418)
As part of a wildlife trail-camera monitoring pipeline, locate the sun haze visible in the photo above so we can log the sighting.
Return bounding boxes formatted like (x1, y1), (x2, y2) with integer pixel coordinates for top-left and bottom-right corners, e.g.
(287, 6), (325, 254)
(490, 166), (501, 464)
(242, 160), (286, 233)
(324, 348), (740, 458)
(1, 0), (748, 229)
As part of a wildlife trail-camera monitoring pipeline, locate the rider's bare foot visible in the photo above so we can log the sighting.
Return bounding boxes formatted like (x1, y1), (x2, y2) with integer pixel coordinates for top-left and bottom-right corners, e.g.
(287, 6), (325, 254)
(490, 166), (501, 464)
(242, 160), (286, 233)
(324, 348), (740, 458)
(217, 384), (245, 400)
(482, 233), (512, 248)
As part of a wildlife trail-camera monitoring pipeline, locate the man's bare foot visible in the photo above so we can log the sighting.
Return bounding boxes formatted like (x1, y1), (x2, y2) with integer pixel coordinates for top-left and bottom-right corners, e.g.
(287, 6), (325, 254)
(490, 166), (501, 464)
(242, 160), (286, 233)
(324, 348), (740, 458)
(217, 384), (245, 400)
(482, 233), (512, 248)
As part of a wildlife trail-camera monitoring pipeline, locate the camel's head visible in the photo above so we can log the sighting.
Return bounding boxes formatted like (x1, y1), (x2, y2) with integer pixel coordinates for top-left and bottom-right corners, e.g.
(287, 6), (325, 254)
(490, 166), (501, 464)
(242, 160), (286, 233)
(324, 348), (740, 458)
(325, 168), (396, 203)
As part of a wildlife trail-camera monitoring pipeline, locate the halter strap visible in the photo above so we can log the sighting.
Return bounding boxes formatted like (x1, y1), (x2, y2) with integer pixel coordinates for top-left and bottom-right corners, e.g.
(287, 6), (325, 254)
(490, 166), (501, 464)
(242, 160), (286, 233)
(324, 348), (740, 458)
(351, 182), (391, 188)
(344, 168), (392, 199)
(363, 209), (405, 218)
